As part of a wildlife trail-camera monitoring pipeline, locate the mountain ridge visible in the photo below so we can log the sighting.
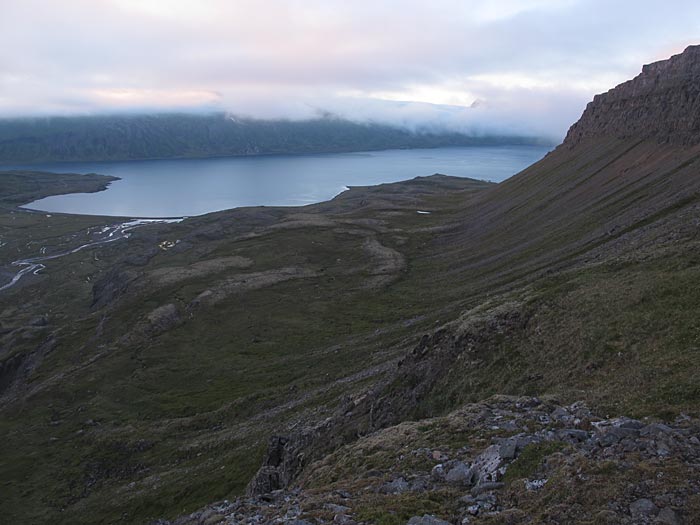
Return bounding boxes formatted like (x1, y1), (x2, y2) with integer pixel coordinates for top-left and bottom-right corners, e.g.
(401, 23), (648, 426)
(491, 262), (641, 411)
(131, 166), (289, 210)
(0, 113), (549, 164)
(2, 47), (700, 524)
(565, 45), (700, 147)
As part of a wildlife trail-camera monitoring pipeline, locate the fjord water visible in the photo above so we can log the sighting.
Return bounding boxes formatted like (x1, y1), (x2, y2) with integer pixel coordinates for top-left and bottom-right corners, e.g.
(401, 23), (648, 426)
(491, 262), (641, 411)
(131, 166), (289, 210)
(18, 146), (550, 217)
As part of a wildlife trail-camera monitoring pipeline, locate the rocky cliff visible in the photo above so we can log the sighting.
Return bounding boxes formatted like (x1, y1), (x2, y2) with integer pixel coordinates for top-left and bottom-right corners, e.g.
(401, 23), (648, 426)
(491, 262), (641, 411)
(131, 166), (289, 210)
(565, 45), (700, 146)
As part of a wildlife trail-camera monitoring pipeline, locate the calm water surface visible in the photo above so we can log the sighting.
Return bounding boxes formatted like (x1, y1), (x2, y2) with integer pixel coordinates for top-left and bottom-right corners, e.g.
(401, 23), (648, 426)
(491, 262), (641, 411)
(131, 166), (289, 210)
(9, 146), (551, 217)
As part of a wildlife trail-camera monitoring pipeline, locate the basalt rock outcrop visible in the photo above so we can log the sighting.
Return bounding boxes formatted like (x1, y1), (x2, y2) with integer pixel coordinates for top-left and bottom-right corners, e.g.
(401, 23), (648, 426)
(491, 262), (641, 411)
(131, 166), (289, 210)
(166, 397), (700, 525)
(565, 45), (700, 147)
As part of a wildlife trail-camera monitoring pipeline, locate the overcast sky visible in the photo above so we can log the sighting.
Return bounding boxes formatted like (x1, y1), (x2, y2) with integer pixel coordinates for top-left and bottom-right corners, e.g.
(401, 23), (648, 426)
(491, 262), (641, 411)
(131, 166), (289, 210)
(1, 0), (698, 139)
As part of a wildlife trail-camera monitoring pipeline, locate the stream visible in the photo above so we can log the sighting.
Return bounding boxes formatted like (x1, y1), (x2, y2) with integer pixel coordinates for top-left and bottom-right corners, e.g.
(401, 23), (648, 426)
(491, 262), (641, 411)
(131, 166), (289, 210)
(0, 218), (183, 292)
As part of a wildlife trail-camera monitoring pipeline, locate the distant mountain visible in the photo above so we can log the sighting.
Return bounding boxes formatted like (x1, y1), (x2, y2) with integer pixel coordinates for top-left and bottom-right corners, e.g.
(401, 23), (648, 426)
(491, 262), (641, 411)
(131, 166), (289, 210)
(0, 113), (550, 164)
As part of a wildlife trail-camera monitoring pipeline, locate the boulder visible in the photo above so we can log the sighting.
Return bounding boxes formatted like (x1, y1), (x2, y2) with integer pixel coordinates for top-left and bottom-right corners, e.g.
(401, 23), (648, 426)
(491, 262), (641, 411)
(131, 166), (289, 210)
(640, 424), (675, 437)
(525, 479), (548, 491)
(550, 407), (571, 422)
(381, 477), (409, 494)
(445, 462), (475, 485)
(499, 439), (518, 460)
(618, 419), (645, 430)
(557, 429), (589, 442)
(630, 498), (659, 520)
(656, 508), (680, 525)
(471, 445), (503, 483)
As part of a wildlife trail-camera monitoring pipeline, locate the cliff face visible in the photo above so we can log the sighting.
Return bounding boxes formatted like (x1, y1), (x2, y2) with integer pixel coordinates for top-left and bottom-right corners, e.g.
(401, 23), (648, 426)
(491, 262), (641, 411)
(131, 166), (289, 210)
(565, 45), (700, 146)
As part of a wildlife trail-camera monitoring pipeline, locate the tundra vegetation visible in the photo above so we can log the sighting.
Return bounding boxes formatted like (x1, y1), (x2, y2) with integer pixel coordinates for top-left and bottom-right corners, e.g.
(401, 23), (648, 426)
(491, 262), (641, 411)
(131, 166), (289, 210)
(2, 47), (700, 524)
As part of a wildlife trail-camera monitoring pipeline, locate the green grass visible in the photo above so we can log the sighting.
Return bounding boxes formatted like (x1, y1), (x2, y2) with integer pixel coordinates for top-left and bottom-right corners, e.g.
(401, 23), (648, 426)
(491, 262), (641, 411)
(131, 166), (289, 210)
(502, 442), (566, 485)
(354, 492), (457, 525)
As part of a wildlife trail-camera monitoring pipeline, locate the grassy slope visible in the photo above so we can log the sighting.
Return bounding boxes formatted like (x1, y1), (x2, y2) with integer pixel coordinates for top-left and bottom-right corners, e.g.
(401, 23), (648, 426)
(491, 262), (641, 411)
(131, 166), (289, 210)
(367, 138), (700, 424)
(0, 174), (492, 523)
(1, 133), (700, 523)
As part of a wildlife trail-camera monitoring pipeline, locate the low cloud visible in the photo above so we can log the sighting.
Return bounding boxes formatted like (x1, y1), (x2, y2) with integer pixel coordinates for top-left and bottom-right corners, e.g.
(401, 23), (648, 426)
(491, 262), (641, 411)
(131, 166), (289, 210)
(1, 0), (699, 140)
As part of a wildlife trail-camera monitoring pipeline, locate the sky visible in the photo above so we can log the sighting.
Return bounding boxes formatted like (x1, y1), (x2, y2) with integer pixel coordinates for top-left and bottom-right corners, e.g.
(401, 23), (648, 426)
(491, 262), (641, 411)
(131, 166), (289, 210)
(1, 0), (699, 140)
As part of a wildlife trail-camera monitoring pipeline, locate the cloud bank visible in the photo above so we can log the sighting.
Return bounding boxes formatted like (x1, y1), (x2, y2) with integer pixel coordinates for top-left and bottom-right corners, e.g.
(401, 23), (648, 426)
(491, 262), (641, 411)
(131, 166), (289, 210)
(1, 0), (699, 140)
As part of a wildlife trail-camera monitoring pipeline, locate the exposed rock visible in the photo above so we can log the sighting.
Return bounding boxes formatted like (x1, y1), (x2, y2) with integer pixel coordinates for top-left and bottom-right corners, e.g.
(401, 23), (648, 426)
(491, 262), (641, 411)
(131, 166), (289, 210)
(445, 462), (474, 485)
(498, 439), (518, 460)
(596, 427), (640, 447)
(565, 45), (700, 146)
(333, 514), (355, 525)
(656, 508), (681, 525)
(550, 406), (571, 422)
(169, 397), (700, 525)
(201, 513), (225, 525)
(381, 477), (409, 494)
(362, 236), (406, 289)
(246, 433), (316, 496)
(146, 303), (181, 334)
(325, 503), (350, 514)
(630, 498), (659, 520)
(406, 515), (451, 525)
(471, 445), (504, 483)
(618, 419), (645, 430)
(409, 476), (429, 493)
(431, 463), (446, 481)
(524, 479), (547, 491)
(640, 424), (675, 437)
(557, 429), (589, 442)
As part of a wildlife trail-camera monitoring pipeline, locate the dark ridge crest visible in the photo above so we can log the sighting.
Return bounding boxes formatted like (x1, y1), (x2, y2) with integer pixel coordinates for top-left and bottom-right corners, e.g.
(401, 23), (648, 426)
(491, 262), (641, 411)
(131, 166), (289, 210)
(565, 45), (700, 147)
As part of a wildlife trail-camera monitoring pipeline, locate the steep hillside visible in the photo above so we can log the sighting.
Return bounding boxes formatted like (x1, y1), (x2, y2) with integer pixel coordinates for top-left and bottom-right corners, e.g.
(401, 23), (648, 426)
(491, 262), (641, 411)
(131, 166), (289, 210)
(0, 113), (547, 163)
(181, 47), (700, 523)
(1, 47), (700, 524)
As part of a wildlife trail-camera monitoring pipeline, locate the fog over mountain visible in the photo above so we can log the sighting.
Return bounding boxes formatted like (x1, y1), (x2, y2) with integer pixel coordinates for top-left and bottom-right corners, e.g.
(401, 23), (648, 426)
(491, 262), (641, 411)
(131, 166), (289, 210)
(0, 112), (553, 164)
(2, 0), (699, 141)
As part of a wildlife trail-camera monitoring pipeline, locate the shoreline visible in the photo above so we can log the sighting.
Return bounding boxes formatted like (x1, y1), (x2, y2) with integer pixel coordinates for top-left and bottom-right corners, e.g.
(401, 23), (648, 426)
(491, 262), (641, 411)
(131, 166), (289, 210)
(8, 145), (547, 218)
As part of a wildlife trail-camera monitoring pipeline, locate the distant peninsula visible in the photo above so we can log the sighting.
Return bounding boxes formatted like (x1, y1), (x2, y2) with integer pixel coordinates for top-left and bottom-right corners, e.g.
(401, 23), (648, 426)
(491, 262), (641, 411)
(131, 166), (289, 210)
(0, 113), (552, 164)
